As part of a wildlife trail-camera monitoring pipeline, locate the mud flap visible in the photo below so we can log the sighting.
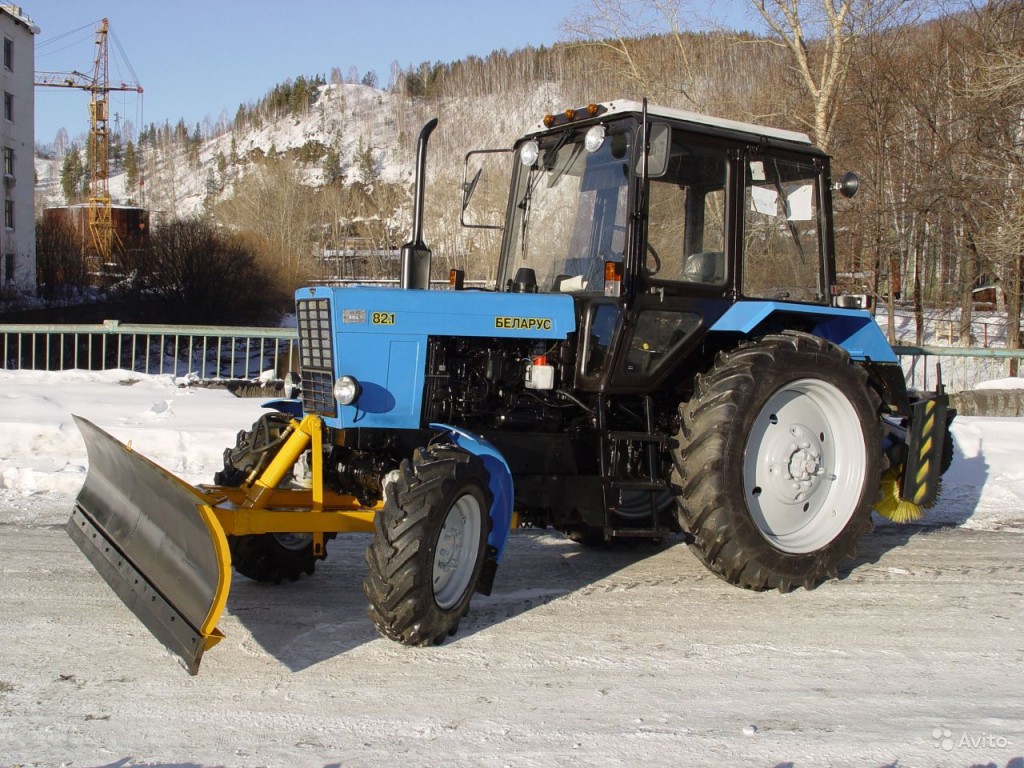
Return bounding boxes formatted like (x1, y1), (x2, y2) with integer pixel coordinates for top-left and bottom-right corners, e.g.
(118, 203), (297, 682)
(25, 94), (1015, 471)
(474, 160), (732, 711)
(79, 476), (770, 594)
(66, 416), (231, 675)
(899, 391), (950, 508)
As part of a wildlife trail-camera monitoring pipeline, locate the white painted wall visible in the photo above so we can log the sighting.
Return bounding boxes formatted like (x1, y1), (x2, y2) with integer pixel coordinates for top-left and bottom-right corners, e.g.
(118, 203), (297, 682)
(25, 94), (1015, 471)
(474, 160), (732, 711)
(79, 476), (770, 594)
(0, 4), (38, 295)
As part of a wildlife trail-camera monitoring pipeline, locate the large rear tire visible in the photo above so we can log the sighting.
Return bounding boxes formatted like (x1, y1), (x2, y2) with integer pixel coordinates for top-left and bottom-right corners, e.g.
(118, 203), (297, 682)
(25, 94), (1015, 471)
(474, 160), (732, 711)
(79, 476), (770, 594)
(672, 332), (883, 592)
(364, 444), (491, 645)
(214, 413), (321, 583)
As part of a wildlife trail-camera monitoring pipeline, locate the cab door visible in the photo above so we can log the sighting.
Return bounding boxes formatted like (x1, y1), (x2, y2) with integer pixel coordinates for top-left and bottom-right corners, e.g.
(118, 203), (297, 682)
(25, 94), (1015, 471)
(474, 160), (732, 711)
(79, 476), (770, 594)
(609, 132), (737, 392)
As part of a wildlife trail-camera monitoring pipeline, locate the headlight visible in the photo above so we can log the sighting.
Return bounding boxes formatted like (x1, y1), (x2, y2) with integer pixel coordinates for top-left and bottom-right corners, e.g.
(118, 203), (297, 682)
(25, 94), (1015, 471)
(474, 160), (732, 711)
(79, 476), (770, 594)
(519, 140), (539, 167)
(333, 375), (361, 405)
(584, 125), (605, 153)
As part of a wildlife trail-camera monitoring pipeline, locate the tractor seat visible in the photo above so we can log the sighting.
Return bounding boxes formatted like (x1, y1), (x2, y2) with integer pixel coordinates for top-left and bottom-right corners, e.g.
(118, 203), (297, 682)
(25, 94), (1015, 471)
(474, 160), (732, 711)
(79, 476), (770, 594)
(683, 251), (724, 284)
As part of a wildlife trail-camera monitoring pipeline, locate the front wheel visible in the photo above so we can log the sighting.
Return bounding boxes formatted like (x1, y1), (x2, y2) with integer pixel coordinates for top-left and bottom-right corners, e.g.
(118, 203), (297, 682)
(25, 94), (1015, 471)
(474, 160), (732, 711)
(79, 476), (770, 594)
(672, 332), (883, 592)
(214, 412), (322, 583)
(227, 531), (317, 584)
(364, 444), (491, 645)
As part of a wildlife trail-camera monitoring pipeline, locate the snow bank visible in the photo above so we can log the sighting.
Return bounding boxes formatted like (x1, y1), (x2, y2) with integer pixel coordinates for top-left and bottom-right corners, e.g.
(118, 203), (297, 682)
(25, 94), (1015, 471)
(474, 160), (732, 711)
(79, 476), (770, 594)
(975, 377), (1024, 390)
(0, 369), (1021, 533)
(0, 369), (267, 494)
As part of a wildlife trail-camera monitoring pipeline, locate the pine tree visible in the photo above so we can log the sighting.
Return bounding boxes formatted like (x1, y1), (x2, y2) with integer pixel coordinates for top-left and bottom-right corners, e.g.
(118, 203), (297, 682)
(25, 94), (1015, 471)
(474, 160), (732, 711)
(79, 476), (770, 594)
(188, 123), (202, 167)
(203, 169), (220, 214)
(323, 145), (343, 185)
(356, 137), (377, 184)
(60, 145), (85, 203)
(124, 139), (139, 196)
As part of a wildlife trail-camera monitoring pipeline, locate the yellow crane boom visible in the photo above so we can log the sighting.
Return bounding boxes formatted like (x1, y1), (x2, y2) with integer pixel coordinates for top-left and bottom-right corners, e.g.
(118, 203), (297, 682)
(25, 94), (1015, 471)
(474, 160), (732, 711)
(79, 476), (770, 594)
(35, 19), (143, 271)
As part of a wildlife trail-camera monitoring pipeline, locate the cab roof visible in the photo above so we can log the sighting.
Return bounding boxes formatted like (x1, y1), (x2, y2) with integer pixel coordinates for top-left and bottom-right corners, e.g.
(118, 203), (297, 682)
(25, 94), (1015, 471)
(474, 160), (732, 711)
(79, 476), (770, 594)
(533, 100), (812, 146)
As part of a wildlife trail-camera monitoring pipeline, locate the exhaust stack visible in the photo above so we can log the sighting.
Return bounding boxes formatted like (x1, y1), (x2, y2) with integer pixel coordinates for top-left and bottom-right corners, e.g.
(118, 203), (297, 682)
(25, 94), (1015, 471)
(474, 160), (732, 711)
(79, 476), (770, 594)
(400, 117), (439, 290)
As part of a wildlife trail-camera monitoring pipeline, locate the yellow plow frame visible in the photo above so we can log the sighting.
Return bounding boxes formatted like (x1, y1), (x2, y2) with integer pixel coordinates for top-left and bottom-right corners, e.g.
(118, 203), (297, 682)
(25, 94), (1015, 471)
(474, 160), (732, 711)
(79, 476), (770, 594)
(68, 414), (380, 674)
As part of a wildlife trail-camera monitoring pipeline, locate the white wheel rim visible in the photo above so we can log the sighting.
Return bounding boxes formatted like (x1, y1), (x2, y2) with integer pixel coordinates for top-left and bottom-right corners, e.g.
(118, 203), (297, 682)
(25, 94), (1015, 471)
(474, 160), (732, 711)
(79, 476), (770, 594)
(432, 492), (483, 610)
(273, 533), (312, 551)
(743, 378), (867, 554)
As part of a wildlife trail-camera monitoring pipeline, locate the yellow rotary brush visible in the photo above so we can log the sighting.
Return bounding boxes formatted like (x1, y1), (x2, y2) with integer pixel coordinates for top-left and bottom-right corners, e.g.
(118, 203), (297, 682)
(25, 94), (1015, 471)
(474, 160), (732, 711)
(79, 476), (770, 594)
(874, 467), (924, 523)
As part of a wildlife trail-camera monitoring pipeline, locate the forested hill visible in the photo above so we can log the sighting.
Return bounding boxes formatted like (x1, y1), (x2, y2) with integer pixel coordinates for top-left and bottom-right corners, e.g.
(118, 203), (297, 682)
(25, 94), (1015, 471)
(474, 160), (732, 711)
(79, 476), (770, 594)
(33, 3), (1022, 345)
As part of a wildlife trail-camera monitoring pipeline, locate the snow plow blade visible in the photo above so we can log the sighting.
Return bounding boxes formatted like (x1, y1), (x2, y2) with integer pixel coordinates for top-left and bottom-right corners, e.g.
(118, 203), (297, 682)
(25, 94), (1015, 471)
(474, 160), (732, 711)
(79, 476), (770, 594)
(66, 415), (230, 675)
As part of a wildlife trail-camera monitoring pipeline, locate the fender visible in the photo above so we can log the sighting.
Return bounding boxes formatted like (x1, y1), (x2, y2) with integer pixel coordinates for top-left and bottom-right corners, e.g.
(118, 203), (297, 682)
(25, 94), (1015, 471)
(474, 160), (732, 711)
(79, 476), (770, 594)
(261, 398), (304, 418)
(430, 422), (515, 571)
(708, 301), (897, 363)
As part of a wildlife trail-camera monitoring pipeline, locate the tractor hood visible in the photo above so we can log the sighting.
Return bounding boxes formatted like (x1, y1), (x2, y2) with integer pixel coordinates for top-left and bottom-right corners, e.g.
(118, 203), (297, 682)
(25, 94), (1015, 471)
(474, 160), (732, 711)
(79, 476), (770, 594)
(294, 286), (577, 430)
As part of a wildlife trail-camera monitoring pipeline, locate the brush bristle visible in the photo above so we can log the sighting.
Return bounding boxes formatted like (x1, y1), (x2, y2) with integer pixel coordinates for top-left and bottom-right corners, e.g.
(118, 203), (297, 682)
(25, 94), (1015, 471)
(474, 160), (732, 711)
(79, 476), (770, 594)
(874, 469), (924, 523)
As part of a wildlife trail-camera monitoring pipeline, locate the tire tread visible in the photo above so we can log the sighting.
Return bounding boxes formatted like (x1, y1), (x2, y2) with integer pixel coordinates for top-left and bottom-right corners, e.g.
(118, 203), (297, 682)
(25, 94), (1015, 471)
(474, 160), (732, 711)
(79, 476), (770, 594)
(672, 331), (882, 592)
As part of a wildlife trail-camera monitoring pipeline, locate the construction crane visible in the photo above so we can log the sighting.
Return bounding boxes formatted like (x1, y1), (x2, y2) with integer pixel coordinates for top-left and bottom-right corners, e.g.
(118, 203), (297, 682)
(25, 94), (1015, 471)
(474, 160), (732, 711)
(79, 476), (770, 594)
(36, 18), (143, 271)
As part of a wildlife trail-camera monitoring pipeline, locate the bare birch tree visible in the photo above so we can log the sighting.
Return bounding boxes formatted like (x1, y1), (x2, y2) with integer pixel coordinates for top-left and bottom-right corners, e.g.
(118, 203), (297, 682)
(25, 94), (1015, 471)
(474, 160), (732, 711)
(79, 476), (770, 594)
(749, 0), (918, 150)
(562, 0), (712, 109)
(214, 158), (322, 287)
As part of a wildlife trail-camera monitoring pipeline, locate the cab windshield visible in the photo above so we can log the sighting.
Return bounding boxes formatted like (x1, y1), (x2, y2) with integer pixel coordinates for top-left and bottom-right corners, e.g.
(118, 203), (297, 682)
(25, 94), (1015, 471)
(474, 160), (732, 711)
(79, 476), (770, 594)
(501, 123), (634, 293)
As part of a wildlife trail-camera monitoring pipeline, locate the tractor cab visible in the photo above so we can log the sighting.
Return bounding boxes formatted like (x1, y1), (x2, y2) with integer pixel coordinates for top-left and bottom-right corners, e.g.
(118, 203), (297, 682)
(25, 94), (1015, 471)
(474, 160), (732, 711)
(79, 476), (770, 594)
(489, 100), (837, 394)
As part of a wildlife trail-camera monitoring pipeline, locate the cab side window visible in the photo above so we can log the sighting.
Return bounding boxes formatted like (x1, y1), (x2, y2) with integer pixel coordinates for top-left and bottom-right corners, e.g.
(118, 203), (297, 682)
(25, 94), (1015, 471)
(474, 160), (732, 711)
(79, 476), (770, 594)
(645, 138), (727, 286)
(742, 155), (824, 303)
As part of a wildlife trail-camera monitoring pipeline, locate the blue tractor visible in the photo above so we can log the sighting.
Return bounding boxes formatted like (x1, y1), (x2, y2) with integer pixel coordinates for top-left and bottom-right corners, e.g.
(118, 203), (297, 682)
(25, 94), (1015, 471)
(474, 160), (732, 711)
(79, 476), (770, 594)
(69, 101), (951, 673)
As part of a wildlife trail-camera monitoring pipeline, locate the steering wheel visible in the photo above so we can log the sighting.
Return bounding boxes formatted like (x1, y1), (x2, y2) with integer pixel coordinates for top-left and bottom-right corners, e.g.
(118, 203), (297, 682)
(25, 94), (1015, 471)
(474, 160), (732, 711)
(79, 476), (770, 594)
(645, 242), (662, 275)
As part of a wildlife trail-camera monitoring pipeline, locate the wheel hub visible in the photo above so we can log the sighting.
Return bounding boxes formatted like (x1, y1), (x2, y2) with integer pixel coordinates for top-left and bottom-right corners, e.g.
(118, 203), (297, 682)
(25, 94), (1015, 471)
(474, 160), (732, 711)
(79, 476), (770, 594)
(273, 532), (313, 551)
(432, 493), (483, 610)
(775, 426), (828, 500)
(435, 513), (466, 574)
(744, 379), (867, 554)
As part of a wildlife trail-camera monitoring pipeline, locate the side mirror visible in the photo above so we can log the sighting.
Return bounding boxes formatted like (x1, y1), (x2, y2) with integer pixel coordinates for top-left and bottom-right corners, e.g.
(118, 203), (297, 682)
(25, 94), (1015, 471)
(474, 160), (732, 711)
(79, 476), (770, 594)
(462, 167), (482, 210)
(835, 171), (860, 199)
(461, 148), (513, 230)
(639, 122), (670, 179)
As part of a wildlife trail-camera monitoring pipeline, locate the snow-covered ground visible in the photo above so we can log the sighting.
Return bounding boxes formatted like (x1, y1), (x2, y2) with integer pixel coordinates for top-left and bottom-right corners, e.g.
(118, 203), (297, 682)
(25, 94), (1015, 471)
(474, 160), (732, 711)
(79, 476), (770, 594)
(0, 370), (1022, 767)
(0, 369), (268, 496)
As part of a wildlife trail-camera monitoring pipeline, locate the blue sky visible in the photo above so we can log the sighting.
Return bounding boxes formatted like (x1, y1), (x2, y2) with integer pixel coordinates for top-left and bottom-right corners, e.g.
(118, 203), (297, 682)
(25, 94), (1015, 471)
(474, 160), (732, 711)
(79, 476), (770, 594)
(28, 0), (584, 145)
(28, 0), (761, 147)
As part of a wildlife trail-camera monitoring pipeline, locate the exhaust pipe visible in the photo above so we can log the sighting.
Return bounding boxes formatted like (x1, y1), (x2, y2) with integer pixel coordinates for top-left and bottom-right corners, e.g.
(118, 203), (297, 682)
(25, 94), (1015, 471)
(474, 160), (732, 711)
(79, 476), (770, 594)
(400, 117), (439, 290)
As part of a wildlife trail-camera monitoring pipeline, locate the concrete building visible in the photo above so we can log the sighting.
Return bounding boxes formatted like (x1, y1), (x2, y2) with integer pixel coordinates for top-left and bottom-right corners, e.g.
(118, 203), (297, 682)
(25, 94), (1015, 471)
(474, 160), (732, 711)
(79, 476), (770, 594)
(0, 4), (37, 294)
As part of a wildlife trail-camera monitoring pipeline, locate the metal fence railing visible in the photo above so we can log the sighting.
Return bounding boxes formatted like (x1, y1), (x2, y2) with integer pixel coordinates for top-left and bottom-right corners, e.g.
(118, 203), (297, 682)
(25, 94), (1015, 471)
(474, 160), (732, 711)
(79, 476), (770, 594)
(2, 322), (1021, 393)
(893, 344), (1024, 392)
(0, 321), (298, 381)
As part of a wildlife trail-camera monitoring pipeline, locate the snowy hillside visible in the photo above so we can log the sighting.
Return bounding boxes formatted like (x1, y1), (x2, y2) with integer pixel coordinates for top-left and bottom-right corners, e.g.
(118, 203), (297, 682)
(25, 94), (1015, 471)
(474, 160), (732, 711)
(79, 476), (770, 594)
(34, 81), (567, 223)
(36, 84), (400, 217)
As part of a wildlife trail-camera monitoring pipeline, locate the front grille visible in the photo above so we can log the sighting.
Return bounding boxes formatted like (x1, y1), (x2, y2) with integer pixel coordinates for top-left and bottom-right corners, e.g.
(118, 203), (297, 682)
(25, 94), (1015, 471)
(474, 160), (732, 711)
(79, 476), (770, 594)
(302, 370), (335, 417)
(296, 298), (336, 417)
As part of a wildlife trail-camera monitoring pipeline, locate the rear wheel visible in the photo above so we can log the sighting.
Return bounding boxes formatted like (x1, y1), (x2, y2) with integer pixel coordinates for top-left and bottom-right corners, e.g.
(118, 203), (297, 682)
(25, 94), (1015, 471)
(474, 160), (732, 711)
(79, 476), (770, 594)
(364, 445), (491, 645)
(672, 332), (883, 592)
(214, 413), (322, 583)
